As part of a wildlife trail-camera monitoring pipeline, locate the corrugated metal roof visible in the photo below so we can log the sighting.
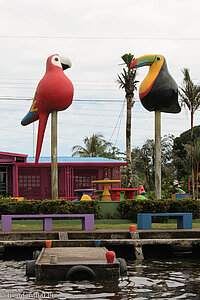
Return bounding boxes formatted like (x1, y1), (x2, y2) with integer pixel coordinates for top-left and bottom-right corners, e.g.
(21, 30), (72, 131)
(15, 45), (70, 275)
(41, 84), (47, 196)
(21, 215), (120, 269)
(27, 156), (126, 164)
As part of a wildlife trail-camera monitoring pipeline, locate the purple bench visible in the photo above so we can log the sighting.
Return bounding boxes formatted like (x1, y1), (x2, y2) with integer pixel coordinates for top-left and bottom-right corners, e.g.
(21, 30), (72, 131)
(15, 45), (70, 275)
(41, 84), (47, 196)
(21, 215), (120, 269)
(1, 214), (94, 231)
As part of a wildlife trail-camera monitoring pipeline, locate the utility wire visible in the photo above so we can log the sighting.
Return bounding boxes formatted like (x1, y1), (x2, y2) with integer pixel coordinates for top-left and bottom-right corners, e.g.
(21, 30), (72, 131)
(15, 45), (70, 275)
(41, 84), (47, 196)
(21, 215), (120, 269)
(109, 98), (126, 142)
(0, 96), (140, 103)
(0, 35), (200, 41)
(114, 100), (126, 146)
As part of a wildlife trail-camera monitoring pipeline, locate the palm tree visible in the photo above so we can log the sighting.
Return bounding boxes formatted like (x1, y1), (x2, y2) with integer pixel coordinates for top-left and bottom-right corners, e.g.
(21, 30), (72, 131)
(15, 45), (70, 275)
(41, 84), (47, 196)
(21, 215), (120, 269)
(179, 68), (200, 198)
(193, 139), (200, 198)
(72, 133), (112, 157)
(101, 146), (125, 160)
(179, 68), (200, 129)
(117, 53), (138, 187)
(183, 139), (200, 199)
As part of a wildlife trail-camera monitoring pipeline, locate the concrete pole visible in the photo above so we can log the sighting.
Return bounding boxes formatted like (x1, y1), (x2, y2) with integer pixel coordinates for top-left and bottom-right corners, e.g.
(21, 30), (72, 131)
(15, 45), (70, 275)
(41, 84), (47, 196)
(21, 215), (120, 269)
(155, 110), (161, 199)
(51, 110), (58, 200)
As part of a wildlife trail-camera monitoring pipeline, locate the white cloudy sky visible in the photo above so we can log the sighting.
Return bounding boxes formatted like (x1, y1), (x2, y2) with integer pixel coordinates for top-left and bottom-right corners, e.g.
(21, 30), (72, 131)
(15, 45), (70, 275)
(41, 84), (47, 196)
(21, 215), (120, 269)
(0, 0), (200, 158)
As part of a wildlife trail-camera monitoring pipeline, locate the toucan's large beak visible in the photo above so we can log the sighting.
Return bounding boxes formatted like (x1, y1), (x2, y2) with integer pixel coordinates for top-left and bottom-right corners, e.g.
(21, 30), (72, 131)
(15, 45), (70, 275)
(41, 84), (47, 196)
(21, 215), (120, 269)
(130, 55), (156, 69)
(60, 56), (72, 70)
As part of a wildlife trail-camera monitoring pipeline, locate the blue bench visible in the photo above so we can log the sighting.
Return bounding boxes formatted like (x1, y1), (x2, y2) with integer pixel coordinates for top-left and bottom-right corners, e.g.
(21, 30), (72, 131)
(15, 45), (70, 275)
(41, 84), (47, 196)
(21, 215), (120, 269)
(137, 213), (192, 230)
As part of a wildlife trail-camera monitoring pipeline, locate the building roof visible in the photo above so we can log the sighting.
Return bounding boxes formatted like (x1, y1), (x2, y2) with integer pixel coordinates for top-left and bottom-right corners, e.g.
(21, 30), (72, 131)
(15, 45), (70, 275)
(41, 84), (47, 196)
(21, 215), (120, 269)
(27, 156), (126, 165)
(0, 151), (27, 163)
(0, 151), (27, 158)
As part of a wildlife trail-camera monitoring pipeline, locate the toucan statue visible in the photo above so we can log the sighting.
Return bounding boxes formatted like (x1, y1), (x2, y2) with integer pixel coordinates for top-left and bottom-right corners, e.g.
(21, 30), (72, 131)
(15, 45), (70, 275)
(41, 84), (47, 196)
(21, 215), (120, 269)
(21, 54), (74, 163)
(130, 54), (180, 113)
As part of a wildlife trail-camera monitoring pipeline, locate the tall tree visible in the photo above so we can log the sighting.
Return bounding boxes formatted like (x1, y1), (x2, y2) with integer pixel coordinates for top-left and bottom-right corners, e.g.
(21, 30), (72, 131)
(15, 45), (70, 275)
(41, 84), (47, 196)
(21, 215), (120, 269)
(71, 133), (112, 157)
(179, 68), (200, 129)
(132, 135), (175, 190)
(193, 139), (200, 198)
(117, 53), (138, 187)
(179, 68), (200, 198)
(101, 146), (125, 160)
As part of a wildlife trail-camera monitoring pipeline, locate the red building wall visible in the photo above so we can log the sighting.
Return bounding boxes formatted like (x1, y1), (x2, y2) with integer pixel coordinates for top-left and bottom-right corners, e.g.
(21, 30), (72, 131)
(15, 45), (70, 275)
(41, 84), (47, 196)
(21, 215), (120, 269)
(18, 165), (120, 200)
(0, 152), (125, 200)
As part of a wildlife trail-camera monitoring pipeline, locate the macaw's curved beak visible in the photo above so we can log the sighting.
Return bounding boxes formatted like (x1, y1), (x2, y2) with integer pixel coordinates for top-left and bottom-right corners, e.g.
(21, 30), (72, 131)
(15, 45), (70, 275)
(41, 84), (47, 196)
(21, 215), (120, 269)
(130, 55), (156, 69)
(60, 56), (72, 70)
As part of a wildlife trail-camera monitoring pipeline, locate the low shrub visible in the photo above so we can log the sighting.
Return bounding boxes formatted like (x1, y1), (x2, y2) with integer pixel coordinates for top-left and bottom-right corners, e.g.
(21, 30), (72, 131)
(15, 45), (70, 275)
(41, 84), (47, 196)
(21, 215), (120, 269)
(117, 198), (200, 222)
(0, 198), (102, 219)
(14, 200), (41, 214)
(168, 199), (200, 219)
(1, 197), (199, 223)
(0, 198), (15, 215)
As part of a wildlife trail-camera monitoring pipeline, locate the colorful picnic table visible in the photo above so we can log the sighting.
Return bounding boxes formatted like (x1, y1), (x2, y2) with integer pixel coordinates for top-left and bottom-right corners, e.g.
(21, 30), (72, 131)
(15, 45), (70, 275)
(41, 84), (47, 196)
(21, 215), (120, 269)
(92, 179), (121, 201)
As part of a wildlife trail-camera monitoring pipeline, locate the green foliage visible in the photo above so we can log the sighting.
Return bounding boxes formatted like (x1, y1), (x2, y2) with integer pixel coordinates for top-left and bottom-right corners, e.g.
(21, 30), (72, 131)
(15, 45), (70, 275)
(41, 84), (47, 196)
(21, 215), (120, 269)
(179, 68), (200, 115)
(168, 199), (200, 219)
(121, 53), (134, 68)
(14, 200), (41, 214)
(1, 198), (199, 223)
(117, 198), (200, 222)
(40, 200), (102, 218)
(0, 198), (15, 214)
(39, 200), (61, 214)
(0, 198), (102, 219)
(132, 135), (176, 191)
(174, 125), (200, 179)
(71, 133), (112, 158)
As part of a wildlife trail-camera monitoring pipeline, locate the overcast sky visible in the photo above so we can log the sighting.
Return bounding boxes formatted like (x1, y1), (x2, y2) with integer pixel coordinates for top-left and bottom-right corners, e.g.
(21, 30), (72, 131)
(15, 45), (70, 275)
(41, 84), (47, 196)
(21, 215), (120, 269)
(0, 0), (200, 158)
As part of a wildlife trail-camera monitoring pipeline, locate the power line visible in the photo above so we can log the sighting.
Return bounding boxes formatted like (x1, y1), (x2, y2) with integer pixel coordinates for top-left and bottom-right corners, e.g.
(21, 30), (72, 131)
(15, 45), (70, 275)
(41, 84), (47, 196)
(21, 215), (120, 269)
(0, 86), (124, 92)
(0, 35), (200, 41)
(114, 100), (126, 146)
(109, 98), (126, 142)
(0, 96), (132, 103)
(0, 78), (119, 84)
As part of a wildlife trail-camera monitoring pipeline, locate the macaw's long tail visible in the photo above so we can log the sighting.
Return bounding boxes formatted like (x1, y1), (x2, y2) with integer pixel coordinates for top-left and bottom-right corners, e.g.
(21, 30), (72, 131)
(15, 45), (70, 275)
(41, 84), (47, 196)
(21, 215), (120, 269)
(35, 112), (49, 164)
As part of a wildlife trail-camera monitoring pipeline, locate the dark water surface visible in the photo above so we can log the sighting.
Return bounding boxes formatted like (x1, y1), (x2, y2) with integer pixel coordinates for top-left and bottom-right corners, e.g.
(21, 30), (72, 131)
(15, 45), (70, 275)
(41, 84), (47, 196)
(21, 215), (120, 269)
(0, 259), (200, 299)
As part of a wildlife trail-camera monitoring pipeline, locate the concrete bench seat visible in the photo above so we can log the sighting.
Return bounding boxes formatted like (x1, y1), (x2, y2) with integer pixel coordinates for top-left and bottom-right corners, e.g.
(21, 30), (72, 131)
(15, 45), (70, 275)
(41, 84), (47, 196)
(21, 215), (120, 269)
(1, 214), (94, 232)
(137, 213), (192, 230)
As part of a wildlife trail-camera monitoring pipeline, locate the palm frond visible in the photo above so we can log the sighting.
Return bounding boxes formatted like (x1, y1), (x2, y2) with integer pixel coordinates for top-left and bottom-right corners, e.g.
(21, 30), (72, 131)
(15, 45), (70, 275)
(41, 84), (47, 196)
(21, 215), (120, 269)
(179, 68), (200, 119)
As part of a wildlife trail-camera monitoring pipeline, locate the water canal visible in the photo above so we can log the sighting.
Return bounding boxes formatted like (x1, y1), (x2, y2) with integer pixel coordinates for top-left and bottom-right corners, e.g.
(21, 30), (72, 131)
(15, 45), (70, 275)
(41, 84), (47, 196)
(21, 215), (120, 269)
(0, 258), (200, 299)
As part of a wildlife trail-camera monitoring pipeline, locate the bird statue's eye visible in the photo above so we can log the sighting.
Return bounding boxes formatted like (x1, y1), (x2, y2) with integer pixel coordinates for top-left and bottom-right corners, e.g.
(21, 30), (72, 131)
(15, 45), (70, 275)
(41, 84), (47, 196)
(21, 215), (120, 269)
(51, 55), (62, 68)
(157, 56), (161, 61)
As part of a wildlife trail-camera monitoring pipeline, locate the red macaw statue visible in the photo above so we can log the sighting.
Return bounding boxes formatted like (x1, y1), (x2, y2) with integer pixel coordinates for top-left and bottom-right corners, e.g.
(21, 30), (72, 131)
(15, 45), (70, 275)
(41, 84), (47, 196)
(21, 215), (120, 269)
(21, 54), (74, 163)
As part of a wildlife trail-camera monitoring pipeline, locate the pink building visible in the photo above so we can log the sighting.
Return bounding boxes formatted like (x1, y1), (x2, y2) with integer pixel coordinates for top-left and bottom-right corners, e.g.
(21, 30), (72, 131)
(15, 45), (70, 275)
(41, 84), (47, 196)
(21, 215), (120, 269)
(0, 151), (126, 200)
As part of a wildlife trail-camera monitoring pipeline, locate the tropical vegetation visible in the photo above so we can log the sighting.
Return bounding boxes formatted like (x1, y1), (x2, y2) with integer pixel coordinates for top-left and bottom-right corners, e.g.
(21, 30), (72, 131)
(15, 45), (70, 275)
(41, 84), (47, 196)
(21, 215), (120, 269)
(117, 53), (138, 187)
(70, 127), (200, 199)
(72, 133), (112, 158)
(179, 68), (200, 198)
(71, 133), (124, 160)
(1, 198), (200, 224)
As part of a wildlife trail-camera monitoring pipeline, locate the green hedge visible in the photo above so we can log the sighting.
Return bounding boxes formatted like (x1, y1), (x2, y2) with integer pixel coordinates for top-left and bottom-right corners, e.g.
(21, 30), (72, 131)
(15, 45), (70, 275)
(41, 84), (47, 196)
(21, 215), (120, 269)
(117, 199), (200, 222)
(1, 198), (200, 223)
(0, 199), (102, 219)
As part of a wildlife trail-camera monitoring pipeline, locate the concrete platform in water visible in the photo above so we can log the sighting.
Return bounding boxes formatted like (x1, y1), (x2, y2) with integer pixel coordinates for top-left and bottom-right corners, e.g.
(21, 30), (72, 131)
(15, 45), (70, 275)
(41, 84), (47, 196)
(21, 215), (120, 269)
(35, 247), (120, 281)
(1, 229), (200, 260)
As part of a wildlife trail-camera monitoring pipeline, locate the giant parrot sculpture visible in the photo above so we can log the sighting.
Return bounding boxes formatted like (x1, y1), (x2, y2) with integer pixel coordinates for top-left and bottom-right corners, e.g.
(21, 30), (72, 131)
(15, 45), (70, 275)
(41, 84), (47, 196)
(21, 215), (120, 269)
(21, 54), (74, 164)
(130, 54), (181, 113)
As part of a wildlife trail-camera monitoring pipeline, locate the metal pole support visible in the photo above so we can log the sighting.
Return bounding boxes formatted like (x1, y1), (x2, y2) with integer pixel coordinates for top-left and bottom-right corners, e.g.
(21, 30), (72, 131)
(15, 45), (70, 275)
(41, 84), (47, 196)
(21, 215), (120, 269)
(51, 110), (58, 200)
(155, 110), (161, 199)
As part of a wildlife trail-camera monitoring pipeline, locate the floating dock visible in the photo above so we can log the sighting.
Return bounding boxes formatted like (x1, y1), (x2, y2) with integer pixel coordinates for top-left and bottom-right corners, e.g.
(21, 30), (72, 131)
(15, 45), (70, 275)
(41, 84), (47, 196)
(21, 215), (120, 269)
(35, 247), (120, 281)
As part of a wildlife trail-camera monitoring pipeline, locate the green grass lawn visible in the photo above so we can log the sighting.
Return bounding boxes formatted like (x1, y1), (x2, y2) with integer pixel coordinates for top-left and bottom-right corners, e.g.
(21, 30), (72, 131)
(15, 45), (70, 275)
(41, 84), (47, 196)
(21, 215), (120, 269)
(1, 218), (200, 231)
